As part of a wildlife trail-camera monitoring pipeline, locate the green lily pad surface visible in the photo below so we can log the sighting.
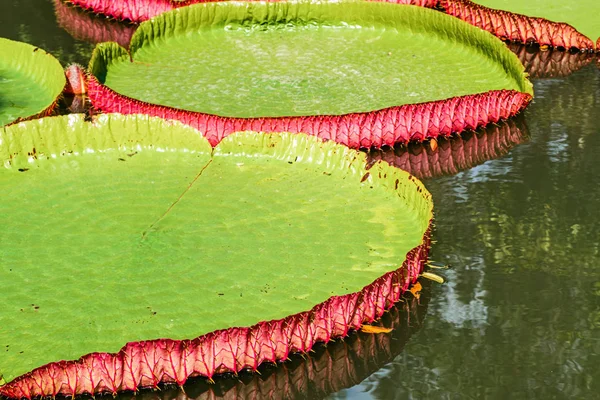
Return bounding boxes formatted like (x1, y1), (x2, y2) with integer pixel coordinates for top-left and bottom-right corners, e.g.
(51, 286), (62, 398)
(0, 114), (432, 382)
(91, 1), (531, 118)
(0, 38), (65, 126)
(473, 0), (600, 41)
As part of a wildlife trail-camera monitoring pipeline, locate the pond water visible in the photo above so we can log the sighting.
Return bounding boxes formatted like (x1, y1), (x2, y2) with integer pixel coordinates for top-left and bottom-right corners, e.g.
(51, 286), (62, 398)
(2, 0), (599, 398)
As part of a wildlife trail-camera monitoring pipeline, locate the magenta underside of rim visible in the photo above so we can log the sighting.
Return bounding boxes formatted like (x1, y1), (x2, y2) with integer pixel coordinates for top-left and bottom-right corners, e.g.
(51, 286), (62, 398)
(86, 76), (531, 149)
(0, 225), (431, 400)
(67, 0), (176, 22)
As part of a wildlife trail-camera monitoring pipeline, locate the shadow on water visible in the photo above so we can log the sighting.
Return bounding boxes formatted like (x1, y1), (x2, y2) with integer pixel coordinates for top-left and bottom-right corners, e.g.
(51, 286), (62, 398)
(0, 0), (94, 65)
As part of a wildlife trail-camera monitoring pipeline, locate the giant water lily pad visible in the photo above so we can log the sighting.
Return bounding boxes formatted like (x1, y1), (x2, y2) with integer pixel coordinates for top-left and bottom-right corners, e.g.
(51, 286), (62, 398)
(0, 38), (65, 126)
(0, 114), (432, 399)
(88, 1), (533, 149)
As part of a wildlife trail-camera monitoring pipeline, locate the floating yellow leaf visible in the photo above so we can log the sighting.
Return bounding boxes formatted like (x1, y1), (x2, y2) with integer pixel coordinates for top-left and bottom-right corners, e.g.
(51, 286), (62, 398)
(360, 324), (393, 334)
(409, 281), (423, 300)
(429, 138), (438, 151)
(421, 271), (445, 284)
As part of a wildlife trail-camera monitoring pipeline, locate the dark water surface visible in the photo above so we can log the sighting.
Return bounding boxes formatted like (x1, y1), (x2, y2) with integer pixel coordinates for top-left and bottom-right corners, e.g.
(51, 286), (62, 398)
(2, 1), (599, 399)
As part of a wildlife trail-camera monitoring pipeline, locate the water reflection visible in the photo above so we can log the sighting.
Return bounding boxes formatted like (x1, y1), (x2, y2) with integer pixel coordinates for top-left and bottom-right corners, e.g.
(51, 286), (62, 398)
(333, 65), (600, 399)
(0, 0), (93, 65)
(507, 43), (595, 79)
(107, 286), (430, 400)
(366, 117), (529, 180)
(53, 0), (137, 49)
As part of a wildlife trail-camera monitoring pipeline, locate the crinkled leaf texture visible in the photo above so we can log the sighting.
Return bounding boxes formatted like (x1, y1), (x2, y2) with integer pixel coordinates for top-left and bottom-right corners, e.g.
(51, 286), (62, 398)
(0, 114), (432, 399)
(88, 1), (533, 149)
(0, 38), (65, 126)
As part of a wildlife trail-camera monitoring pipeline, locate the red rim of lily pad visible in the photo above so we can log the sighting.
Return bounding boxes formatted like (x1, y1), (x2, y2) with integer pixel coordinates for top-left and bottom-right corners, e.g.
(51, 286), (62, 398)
(88, 76), (530, 149)
(121, 290), (430, 400)
(86, 1), (533, 149)
(439, 0), (595, 51)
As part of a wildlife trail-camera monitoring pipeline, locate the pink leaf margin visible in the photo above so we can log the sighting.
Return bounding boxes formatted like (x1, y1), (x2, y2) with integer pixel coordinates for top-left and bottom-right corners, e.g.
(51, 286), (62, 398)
(87, 75), (531, 149)
(439, 0), (595, 51)
(0, 224), (432, 399)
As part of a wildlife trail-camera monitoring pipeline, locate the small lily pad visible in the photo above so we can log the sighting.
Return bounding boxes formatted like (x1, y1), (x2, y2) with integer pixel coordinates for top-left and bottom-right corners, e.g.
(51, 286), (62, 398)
(0, 114), (432, 398)
(0, 38), (65, 126)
